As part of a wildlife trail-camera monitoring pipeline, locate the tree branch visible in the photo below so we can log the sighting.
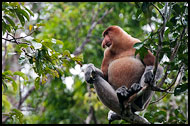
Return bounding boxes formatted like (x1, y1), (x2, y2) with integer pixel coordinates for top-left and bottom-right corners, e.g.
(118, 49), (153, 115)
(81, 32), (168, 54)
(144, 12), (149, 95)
(2, 38), (30, 45)
(2, 86), (36, 123)
(85, 84), (97, 124)
(153, 2), (169, 83)
(2, 33), (8, 71)
(157, 25), (187, 87)
(73, 7), (114, 56)
(150, 64), (185, 104)
(17, 86), (35, 109)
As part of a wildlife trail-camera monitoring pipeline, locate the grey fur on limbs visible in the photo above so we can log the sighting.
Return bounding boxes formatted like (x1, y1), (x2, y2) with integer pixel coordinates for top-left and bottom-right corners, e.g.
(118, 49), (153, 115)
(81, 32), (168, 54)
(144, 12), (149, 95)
(84, 64), (121, 114)
(84, 63), (163, 124)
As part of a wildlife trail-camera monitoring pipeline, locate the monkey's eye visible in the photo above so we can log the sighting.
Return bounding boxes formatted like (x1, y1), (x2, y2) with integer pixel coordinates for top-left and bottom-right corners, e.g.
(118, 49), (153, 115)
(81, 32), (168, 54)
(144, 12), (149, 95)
(104, 31), (109, 37)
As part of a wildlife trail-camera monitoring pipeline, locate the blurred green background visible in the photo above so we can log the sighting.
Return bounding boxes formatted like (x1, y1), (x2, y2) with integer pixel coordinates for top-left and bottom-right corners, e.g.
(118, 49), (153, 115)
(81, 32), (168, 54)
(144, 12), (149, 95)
(2, 2), (188, 124)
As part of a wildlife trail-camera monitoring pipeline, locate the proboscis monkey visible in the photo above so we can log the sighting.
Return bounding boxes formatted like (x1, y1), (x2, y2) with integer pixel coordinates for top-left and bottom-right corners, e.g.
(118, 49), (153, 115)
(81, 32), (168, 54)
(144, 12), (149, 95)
(84, 26), (163, 123)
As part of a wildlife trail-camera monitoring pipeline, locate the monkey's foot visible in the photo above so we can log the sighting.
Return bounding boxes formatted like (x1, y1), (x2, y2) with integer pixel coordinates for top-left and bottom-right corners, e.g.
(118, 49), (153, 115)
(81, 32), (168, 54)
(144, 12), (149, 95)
(116, 86), (130, 111)
(129, 83), (142, 94)
(84, 64), (96, 84)
(116, 84), (142, 113)
(108, 110), (121, 124)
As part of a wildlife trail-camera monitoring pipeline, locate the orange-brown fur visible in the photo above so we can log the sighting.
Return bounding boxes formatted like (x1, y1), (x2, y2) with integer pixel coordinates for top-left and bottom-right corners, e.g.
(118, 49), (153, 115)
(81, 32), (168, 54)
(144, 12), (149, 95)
(101, 26), (155, 90)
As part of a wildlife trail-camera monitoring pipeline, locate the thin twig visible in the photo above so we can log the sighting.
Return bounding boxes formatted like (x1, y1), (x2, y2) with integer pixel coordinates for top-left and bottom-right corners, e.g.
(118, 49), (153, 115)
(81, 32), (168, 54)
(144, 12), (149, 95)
(157, 25), (187, 87)
(73, 7), (114, 55)
(6, 30), (35, 41)
(152, 2), (170, 84)
(2, 38), (30, 45)
(150, 64), (184, 104)
(2, 33), (8, 71)
(151, 3), (165, 21)
(17, 86), (35, 109)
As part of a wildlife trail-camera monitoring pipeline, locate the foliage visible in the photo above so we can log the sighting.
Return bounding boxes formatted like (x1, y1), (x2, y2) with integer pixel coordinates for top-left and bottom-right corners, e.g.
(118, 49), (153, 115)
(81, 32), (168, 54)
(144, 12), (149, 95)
(2, 2), (188, 124)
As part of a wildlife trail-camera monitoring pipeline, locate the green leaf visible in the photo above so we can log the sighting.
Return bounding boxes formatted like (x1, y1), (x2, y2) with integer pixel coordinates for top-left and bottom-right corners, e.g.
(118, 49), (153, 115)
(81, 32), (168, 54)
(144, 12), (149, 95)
(29, 57), (33, 64)
(42, 42), (54, 50)
(133, 42), (144, 50)
(18, 8), (30, 21)
(18, 56), (26, 64)
(5, 76), (17, 91)
(2, 19), (6, 34)
(56, 39), (64, 47)
(157, 2), (164, 9)
(72, 54), (83, 62)
(49, 69), (59, 78)
(3, 15), (15, 27)
(63, 50), (71, 57)
(2, 80), (8, 93)
(5, 23), (11, 32)
(174, 83), (188, 96)
(62, 59), (70, 67)
(10, 109), (24, 124)
(15, 43), (29, 53)
(35, 77), (40, 89)
(3, 70), (13, 76)
(142, 2), (148, 13)
(14, 71), (28, 80)
(36, 23), (45, 28)
(135, 46), (148, 60)
(42, 74), (47, 84)
(173, 4), (181, 15)
(15, 9), (25, 26)
(174, 109), (179, 115)
(136, 9), (142, 19)
(2, 95), (11, 111)
(24, 6), (34, 17)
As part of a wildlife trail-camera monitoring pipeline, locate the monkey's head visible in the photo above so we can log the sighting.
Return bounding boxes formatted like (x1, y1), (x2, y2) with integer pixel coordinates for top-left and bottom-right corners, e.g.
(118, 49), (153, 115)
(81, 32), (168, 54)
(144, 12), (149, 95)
(102, 26), (123, 49)
(101, 26), (141, 52)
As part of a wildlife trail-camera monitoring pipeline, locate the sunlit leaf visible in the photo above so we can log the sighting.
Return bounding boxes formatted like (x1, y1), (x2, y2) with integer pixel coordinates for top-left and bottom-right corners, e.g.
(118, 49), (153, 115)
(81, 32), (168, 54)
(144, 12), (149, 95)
(63, 50), (71, 57)
(24, 6), (34, 17)
(42, 75), (47, 84)
(15, 9), (25, 26)
(36, 23), (45, 28)
(29, 24), (33, 31)
(5, 76), (17, 91)
(35, 77), (40, 89)
(14, 71), (28, 80)
(18, 8), (30, 21)
(50, 69), (59, 78)
(133, 42), (144, 50)
(10, 109), (24, 124)
(2, 95), (11, 112)
(3, 70), (13, 76)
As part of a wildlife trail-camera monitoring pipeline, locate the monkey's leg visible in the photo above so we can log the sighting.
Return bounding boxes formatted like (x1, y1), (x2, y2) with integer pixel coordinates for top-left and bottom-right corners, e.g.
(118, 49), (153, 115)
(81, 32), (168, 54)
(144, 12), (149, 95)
(84, 64), (121, 114)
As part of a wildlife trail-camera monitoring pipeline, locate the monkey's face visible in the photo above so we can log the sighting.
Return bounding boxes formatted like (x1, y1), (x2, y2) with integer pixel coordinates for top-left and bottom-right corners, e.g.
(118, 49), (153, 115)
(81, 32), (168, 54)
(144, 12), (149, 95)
(102, 26), (123, 49)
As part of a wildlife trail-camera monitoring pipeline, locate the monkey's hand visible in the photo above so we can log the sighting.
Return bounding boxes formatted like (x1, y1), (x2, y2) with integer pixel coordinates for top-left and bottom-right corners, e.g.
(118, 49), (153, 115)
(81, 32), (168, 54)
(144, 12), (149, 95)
(116, 86), (130, 110)
(84, 64), (96, 84)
